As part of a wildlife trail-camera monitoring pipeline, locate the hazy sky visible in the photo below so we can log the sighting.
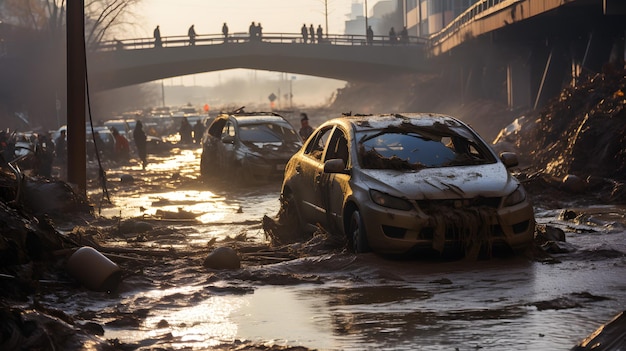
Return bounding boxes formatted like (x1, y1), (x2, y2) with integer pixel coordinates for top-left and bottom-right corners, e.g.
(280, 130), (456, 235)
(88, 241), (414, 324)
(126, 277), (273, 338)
(135, 0), (362, 38)
(127, 1), (362, 104)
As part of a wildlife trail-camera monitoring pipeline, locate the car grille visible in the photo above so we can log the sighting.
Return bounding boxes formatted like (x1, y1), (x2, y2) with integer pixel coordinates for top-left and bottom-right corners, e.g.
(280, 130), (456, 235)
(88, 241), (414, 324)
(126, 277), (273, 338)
(417, 196), (502, 210)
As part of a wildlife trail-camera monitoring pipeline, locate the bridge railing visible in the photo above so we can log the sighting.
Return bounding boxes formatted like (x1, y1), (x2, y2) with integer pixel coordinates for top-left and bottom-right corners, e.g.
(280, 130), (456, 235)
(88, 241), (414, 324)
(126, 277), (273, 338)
(95, 32), (427, 51)
(428, 0), (515, 46)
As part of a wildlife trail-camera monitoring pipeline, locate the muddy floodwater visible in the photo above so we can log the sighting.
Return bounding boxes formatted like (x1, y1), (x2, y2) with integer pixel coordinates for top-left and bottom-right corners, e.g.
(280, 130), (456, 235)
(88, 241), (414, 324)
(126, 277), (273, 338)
(48, 146), (626, 350)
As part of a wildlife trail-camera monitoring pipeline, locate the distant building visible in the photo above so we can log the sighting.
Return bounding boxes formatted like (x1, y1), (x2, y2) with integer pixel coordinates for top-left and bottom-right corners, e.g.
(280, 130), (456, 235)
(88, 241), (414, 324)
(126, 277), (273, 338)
(405, 0), (478, 37)
(344, 0), (399, 36)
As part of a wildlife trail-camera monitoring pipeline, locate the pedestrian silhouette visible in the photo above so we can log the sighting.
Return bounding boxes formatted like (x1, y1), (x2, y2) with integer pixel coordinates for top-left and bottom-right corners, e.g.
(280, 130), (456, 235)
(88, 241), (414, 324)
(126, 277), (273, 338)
(188, 24), (196, 45)
(133, 120), (148, 169)
(309, 24), (315, 44)
(299, 113), (314, 140)
(222, 22), (229, 42)
(193, 120), (204, 144)
(301, 23), (308, 43)
(400, 26), (409, 44)
(317, 25), (323, 43)
(256, 23), (263, 41)
(367, 26), (374, 45)
(389, 27), (397, 44)
(249, 21), (256, 41)
(154, 25), (162, 48)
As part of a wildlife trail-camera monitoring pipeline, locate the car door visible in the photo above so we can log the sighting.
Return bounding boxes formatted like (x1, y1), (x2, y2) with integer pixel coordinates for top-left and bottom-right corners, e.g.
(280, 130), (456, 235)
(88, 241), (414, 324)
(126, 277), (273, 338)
(320, 127), (351, 234)
(219, 120), (237, 170)
(292, 125), (334, 228)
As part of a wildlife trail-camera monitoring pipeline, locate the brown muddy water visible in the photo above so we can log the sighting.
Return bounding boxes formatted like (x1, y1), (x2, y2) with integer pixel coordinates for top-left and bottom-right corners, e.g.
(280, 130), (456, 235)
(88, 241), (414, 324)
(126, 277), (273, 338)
(48, 146), (626, 350)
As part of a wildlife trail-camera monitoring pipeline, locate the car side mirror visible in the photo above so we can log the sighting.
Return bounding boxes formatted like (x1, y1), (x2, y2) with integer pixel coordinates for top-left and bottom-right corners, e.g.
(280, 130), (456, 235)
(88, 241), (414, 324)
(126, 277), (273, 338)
(500, 152), (519, 168)
(221, 135), (234, 144)
(324, 158), (347, 173)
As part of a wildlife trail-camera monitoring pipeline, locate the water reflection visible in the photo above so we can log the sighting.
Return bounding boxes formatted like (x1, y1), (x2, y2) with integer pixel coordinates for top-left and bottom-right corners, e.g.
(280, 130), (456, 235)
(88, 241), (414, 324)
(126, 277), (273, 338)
(78, 146), (626, 350)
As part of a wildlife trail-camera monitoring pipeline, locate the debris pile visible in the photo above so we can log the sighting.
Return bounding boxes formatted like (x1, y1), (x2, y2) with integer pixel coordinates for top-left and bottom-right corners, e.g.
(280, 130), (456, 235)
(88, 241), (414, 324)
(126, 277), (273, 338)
(501, 69), (626, 182)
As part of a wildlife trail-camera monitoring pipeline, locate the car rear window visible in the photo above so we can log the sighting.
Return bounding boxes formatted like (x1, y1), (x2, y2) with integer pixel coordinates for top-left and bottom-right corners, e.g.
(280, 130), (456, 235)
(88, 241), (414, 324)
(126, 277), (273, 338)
(357, 128), (495, 170)
(239, 123), (299, 143)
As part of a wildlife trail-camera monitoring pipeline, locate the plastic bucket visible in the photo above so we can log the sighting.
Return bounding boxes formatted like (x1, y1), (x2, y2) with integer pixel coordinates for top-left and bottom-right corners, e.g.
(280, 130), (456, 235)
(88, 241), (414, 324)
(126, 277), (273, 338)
(66, 246), (122, 292)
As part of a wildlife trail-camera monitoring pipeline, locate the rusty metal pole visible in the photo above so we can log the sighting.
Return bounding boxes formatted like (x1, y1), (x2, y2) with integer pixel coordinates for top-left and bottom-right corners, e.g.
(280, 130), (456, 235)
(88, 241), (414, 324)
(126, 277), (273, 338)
(67, 0), (87, 195)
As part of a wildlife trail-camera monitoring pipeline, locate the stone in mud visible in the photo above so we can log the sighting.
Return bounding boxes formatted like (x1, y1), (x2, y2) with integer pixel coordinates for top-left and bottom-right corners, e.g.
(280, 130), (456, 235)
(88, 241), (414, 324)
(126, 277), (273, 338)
(562, 174), (587, 194)
(559, 209), (579, 221)
(120, 174), (134, 183)
(119, 220), (153, 234)
(535, 224), (566, 242)
(203, 247), (241, 270)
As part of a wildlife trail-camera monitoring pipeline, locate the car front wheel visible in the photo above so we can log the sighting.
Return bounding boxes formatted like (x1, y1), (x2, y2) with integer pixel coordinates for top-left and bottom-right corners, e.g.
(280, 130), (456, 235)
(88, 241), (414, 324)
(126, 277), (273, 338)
(349, 210), (370, 253)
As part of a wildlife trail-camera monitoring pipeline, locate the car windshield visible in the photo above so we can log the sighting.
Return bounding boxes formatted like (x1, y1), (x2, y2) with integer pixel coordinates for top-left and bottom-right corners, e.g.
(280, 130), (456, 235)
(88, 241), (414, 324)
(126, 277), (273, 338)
(357, 125), (495, 170)
(239, 122), (299, 143)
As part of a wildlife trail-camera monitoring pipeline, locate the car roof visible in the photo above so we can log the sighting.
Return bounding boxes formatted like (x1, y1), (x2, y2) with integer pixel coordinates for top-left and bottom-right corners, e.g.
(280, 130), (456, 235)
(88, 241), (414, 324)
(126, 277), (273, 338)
(328, 113), (465, 132)
(104, 119), (133, 124)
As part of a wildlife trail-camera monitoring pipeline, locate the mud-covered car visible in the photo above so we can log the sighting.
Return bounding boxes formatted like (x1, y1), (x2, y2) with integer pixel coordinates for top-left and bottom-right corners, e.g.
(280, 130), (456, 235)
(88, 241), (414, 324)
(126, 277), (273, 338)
(200, 111), (302, 181)
(280, 113), (535, 256)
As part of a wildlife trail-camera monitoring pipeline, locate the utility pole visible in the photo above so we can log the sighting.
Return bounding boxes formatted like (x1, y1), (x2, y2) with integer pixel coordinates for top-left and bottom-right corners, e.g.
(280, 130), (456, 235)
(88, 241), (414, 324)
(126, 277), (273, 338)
(364, 0), (368, 35)
(67, 0), (86, 195)
(325, 0), (329, 37)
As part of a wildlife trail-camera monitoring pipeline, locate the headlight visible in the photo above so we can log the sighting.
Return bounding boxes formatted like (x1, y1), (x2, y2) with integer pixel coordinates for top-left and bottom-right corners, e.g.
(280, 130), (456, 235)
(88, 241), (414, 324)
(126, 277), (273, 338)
(370, 189), (413, 211)
(504, 186), (526, 207)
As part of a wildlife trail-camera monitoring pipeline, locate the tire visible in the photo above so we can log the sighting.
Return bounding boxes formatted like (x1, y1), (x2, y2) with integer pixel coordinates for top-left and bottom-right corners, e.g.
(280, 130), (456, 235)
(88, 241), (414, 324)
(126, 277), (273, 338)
(349, 210), (370, 253)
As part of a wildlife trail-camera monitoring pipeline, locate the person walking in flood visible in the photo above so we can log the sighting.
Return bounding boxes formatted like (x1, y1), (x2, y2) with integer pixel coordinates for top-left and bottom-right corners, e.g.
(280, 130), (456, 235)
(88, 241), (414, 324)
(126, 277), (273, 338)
(154, 25), (162, 47)
(193, 119), (204, 144)
(111, 128), (130, 162)
(301, 23), (308, 43)
(133, 120), (148, 169)
(179, 117), (193, 144)
(299, 113), (313, 140)
(188, 24), (197, 46)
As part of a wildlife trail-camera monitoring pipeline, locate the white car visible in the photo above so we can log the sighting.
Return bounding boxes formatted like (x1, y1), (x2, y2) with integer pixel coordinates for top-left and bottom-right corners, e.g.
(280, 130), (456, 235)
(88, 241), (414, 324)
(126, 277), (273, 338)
(280, 113), (535, 256)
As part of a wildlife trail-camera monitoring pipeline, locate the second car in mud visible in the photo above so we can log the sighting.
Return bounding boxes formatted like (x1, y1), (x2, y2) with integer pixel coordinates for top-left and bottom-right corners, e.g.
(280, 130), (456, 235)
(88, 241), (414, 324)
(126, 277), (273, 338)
(200, 110), (302, 182)
(280, 113), (535, 256)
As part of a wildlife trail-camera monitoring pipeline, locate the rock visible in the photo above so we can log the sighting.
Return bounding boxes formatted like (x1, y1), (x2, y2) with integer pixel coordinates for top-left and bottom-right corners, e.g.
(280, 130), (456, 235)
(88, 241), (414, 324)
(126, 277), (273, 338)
(561, 174), (587, 194)
(119, 220), (153, 234)
(203, 247), (240, 270)
(559, 209), (578, 221)
(120, 174), (134, 183)
(535, 224), (566, 242)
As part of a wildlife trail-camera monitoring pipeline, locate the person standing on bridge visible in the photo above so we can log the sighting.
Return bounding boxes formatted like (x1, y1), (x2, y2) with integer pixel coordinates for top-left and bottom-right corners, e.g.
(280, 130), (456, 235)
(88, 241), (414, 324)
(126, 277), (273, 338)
(316, 25), (323, 43)
(399, 26), (409, 44)
(188, 24), (197, 46)
(256, 23), (263, 41)
(249, 22), (256, 41)
(389, 27), (397, 44)
(367, 26), (374, 45)
(309, 24), (315, 44)
(154, 25), (162, 48)
(301, 23), (308, 43)
(222, 22), (229, 43)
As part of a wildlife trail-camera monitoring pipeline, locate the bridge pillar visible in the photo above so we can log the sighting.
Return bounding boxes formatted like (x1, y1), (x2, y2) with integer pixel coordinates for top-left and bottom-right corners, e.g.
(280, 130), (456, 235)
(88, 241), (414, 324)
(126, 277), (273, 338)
(530, 41), (569, 110)
(506, 58), (531, 111)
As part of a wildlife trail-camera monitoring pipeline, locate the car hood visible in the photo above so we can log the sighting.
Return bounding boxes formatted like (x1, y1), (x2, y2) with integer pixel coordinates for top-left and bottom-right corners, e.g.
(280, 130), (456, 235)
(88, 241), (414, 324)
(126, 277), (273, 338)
(358, 163), (519, 200)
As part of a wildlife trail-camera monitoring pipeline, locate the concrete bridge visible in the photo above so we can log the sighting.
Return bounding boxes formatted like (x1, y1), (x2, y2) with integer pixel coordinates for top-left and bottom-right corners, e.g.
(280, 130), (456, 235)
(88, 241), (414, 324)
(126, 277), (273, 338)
(87, 33), (429, 91)
(87, 0), (626, 110)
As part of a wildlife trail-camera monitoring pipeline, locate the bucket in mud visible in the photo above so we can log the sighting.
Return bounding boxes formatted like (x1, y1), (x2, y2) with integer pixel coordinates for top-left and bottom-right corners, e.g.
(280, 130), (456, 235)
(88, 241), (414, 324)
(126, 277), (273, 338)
(66, 246), (122, 292)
